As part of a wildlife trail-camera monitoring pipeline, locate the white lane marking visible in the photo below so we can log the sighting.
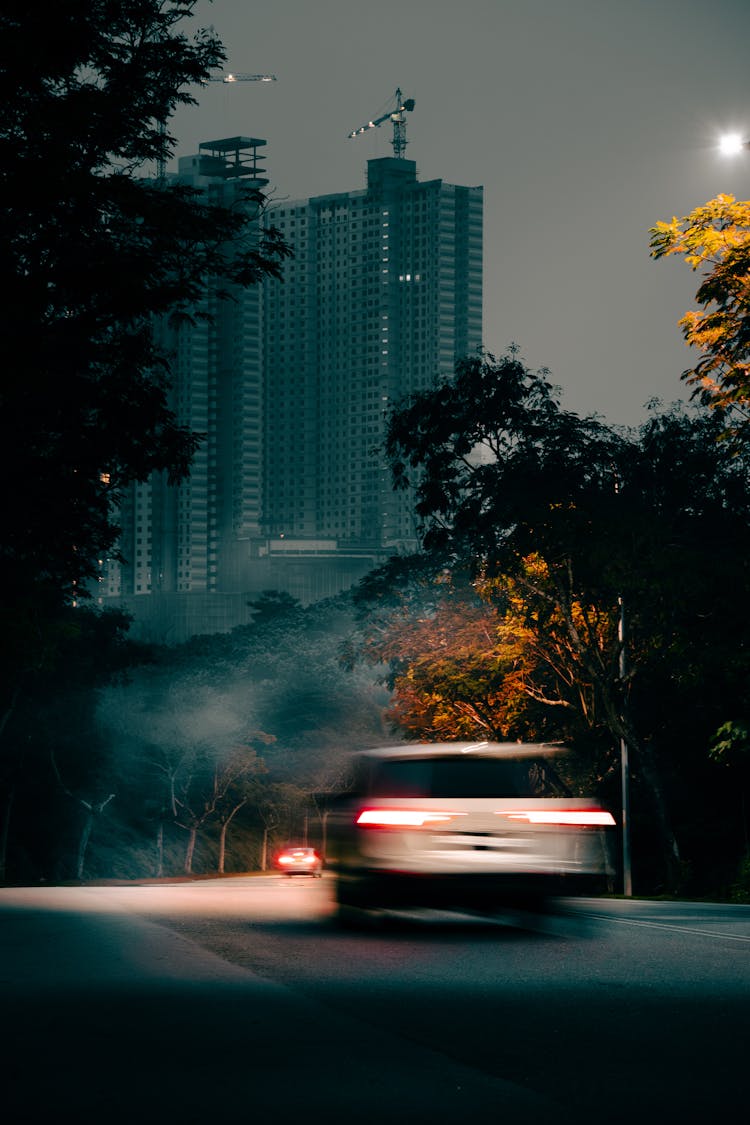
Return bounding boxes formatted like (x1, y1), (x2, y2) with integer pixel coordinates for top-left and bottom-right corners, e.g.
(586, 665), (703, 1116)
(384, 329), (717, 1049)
(579, 912), (750, 944)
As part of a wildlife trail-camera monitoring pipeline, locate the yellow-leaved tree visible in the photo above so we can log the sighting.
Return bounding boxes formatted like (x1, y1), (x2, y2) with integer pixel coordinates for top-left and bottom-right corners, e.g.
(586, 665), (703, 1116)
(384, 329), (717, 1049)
(650, 195), (750, 437)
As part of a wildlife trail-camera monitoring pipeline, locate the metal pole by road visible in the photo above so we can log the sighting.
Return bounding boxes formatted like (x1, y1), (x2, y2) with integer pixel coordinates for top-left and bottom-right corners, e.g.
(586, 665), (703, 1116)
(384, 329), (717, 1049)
(619, 595), (632, 896)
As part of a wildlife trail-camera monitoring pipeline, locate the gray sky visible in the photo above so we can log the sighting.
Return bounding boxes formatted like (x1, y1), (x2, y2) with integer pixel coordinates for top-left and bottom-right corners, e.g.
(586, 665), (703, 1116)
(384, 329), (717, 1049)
(171, 0), (750, 427)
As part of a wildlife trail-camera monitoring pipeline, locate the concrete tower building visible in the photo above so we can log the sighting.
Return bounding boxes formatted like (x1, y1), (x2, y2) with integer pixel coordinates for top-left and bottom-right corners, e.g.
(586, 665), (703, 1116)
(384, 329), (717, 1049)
(262, 155), (483, 554)
(102, 126), (483, 640)
(100, 137), (270, 638)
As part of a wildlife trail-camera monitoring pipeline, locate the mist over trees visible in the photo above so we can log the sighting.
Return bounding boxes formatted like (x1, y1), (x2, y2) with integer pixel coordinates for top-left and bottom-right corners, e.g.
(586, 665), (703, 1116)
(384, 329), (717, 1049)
(0, 604), (155, 879)
(2, 596), (389, 883)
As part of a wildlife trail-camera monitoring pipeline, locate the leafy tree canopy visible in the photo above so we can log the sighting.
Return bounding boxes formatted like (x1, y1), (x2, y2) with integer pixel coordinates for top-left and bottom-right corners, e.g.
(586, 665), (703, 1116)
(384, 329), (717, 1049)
(348, 563), (580, 746)
(385, 352), (750, 649)
(650, 195), (750, 439)
(379, 352), (750, 887)
(249, 590), (304, 626)
(0, 0), (290, 610)
(386, 351), (628, 598)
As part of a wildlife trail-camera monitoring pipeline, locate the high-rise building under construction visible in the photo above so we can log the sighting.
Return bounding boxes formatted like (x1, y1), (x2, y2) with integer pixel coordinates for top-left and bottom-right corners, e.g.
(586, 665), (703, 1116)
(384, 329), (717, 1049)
(101, 132), (483, 640)
(262, 155), (483, 550)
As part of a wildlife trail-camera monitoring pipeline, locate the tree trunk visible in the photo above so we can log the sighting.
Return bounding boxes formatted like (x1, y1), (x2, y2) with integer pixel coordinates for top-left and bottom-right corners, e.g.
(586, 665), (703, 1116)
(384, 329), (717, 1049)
(583, 641), (682, 895)
(636, 740), (683, 892)
(0, 783), (15, 884)
(609, 720), (682, 893)
(321, 810), (329, 864)
(217, 800), (247, 874)
(218, 823), (226, 874)
(76, 812), (94, 880)
(155, 818), (164, 878)
(75, 794), (115, 881)
(0, 681), (22, 742)
(184, 826), (196, 874)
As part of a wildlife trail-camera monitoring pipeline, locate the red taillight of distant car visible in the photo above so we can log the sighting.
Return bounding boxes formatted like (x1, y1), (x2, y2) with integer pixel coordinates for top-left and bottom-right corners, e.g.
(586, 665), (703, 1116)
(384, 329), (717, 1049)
(500, 809), (616, 826)
(356, 809), (467, 828)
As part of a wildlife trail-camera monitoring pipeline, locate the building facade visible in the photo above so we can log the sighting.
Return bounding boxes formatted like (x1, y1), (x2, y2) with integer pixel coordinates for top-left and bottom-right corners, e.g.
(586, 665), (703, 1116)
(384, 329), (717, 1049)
(262, 156), (483, 552)
(99, 138), (269, 638)
(101, 140), (483, 641)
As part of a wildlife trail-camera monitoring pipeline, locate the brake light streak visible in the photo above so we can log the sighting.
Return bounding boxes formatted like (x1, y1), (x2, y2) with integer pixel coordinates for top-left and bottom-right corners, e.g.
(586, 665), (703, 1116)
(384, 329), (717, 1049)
(356, 808), (615, 828)
(500, 810), (616, 826)
(356, 809), (467, 828)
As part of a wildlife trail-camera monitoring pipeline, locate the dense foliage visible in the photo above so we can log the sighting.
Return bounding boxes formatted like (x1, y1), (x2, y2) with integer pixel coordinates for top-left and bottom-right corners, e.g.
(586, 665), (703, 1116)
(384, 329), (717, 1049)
(0, 1), (289, 720)
(354, 354), (750, 895)
(650, 195), (750, 440)
(0, 1), (292, 856)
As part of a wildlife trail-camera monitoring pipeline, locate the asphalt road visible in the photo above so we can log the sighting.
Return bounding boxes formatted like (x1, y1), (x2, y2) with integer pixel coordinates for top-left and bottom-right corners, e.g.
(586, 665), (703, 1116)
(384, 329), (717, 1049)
(1, 877), (748, 1124)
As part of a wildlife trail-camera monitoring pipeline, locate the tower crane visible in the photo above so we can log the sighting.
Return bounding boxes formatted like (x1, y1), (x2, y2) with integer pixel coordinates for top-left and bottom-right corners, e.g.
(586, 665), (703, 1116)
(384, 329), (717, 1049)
(157, 72), (277, 179)
(347, 88), (415, 159)
(204, 72), (277, 84)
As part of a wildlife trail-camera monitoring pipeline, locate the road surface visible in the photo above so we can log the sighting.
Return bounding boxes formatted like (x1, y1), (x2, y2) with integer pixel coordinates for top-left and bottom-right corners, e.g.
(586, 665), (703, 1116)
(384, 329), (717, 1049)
(1, 876), (748, 1124)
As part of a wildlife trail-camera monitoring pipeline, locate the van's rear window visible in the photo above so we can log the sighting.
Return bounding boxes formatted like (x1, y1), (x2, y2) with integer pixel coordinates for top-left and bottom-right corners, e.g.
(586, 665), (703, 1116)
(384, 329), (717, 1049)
(366, 757), (569, 799)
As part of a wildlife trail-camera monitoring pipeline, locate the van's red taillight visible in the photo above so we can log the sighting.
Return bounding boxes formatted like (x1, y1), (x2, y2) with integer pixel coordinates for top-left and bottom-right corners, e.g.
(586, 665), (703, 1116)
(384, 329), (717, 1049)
(356, 809), (466, 828)
(499, 809), (615, 826)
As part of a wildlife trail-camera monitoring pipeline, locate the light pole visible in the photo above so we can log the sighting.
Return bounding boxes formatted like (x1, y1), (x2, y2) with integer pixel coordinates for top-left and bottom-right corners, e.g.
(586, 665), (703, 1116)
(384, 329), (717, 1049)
(613, 467), (633, 897)
(619, 595), (632, 897)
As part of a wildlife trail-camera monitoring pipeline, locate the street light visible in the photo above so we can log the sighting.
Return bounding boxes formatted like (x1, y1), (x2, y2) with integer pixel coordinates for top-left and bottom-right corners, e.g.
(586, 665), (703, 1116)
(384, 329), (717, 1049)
(618, 594), (632, 897)
(613, 468), (632, 897)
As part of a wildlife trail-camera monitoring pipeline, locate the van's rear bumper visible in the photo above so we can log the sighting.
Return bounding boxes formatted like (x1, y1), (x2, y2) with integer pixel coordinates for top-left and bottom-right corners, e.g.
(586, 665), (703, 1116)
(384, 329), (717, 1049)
(334, 869), (609, 910)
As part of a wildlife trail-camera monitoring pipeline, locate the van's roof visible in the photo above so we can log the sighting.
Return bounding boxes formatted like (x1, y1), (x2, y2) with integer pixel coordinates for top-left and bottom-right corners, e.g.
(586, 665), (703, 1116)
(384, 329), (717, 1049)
(354, 742), (569, 761)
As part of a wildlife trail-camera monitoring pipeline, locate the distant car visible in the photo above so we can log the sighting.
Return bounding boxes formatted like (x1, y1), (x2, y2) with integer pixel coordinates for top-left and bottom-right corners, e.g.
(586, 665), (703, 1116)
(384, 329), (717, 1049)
(327, 742), (615, 914)
(274, 846), (323, 877)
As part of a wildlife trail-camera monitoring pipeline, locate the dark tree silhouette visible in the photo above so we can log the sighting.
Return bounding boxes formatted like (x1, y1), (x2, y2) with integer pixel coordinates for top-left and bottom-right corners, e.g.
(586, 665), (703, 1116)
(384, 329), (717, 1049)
(0, 2), (290, 786)
(382, 351), (750, 891)
(0, 0), (289, 621)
